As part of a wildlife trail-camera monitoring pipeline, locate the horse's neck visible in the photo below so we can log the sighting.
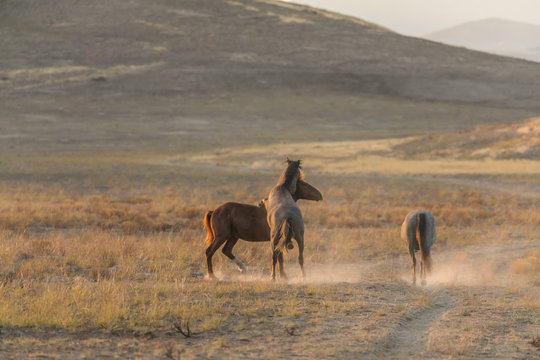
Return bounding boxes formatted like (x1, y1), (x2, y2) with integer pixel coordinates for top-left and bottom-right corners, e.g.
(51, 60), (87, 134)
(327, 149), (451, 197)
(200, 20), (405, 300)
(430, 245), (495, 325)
(268, 186), (294, 208)
(277, 167), (298, 193)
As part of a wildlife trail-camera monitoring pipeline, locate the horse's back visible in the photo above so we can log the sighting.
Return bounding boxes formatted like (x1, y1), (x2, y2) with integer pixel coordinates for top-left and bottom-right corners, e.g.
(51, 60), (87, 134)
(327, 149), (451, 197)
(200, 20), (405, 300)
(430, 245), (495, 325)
(267, 187), (303, 228)
(211, 202), (269, 241)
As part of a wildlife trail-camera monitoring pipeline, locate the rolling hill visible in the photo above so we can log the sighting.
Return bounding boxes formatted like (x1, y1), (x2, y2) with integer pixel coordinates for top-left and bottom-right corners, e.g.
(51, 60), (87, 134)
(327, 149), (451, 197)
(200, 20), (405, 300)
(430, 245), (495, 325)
(423, 18), (540, 63)
(1, 0), (540, 156)
(393, 116), (540, 160)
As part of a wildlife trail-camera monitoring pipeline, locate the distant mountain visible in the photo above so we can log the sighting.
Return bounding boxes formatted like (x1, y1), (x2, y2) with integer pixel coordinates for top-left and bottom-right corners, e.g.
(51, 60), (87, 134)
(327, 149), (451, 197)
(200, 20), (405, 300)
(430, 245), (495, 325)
(423, 18), (540, 62)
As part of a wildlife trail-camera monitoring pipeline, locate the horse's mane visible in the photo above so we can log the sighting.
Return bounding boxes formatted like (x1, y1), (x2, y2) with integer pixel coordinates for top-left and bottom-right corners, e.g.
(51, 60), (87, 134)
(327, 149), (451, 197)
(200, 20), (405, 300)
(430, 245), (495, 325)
(277, 159), (303, 192)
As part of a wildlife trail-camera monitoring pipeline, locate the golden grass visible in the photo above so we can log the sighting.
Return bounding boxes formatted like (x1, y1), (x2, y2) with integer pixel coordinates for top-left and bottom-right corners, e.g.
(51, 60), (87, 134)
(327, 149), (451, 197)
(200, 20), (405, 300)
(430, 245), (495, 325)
(509, 249), (540, 275)
(426, 287), (539, 358)
(0, 172), (536, 334)
(184, 139), (540, 175)
(0, 143), (538, 360)
(0, 226), (418, 335)
(0, 189), (206, 233)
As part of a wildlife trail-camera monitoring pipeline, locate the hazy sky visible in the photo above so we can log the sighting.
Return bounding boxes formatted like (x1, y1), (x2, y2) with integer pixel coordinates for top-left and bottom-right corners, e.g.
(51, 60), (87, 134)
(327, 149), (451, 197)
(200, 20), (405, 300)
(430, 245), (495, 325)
(284, 0), (540, 36)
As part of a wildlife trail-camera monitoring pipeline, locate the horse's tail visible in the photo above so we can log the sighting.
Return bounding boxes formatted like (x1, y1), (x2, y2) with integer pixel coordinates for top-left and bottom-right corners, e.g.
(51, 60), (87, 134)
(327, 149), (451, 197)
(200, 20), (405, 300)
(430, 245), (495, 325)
(275, 218), (294, 251)
(203, 210), (215, 248)
(416, 212), (432, 274)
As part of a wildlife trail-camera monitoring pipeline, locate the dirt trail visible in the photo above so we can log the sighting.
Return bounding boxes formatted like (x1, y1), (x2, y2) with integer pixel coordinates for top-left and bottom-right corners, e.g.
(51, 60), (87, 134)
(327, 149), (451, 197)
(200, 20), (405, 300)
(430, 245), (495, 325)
(379, 290), (458, 358)
(377, 237), (539, 358)
(216, 237), (539, 357)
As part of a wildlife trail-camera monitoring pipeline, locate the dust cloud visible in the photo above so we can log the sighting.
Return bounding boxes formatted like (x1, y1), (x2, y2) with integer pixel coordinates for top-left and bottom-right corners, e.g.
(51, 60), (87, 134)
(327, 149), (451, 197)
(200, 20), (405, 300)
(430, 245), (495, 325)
(409, 241), (539, 288)
(215, 240), (539, 290)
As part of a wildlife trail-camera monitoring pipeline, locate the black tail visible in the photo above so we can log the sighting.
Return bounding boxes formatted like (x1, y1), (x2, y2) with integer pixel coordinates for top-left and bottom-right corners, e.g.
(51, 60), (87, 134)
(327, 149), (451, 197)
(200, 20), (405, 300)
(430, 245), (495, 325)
(284, 218), (294, 250)
(416, 213), (432, 274)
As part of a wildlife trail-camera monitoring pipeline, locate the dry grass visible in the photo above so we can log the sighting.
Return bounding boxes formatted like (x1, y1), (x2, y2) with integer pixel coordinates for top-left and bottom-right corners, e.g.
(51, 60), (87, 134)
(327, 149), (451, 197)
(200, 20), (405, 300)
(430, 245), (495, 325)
(0, 189), (205, 233)
(425, 286), (539, 358)
(393, 116), (540, 160)
(0, 149), (538, 358)
(0, 171), (537, 334)
(509, 249), (540, 275)
(183, 138), (540, 175)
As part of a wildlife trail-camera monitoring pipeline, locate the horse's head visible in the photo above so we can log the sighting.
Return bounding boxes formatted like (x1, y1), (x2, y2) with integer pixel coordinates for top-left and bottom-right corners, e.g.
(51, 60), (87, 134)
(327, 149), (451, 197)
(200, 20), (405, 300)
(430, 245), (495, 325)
(294, 180), (323, 202)
(278, 158), (303, 194)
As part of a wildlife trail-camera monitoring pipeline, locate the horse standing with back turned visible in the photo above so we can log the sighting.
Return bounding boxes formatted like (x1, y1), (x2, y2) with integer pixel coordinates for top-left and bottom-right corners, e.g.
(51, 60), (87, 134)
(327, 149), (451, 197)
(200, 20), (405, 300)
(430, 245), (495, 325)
(266, 158), (307, 280)
(401, 210), (436, 285)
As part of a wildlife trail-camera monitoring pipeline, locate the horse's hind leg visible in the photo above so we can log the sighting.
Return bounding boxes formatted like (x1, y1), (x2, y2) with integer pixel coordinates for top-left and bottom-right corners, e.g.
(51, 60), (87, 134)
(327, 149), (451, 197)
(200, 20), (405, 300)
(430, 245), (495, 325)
(420, 259), (426, 286)
(205, 235), (228, 279)
(222, 237), (246, 273)
(278, 252), (287, 279)
(409, 247), (417, 285)
(298, 240), (305, 279)
(294, 227), (306, 279)
(271, 250), (279, 280)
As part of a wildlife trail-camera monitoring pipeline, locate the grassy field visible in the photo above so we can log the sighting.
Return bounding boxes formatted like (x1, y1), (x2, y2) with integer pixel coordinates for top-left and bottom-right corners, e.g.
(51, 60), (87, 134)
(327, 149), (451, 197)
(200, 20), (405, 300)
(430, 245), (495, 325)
(2, 0), (540, 357)
(0, 147), (539, 358)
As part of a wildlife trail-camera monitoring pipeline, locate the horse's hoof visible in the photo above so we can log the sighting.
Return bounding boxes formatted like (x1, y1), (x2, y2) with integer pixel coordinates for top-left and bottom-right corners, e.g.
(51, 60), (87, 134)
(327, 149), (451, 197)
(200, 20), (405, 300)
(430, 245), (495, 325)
(205, 274), (218, 281)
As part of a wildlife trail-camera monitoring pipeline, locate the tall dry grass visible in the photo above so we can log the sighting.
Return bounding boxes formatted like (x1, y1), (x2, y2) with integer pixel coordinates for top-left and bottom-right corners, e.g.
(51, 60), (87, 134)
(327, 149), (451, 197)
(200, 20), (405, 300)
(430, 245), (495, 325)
(0, 172), (538, 332)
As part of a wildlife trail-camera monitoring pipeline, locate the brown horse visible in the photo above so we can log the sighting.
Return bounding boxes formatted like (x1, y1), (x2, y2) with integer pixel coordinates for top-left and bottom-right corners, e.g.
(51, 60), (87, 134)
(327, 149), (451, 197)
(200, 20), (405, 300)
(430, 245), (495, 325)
(204, 179), (322, 279)
(266, 159), (306, 280)
(400, 210), (436, 285)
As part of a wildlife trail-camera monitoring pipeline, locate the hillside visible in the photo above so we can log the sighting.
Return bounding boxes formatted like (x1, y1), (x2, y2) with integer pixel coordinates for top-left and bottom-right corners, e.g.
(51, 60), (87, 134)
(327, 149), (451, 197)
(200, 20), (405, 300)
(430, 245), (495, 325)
(393, 116), (540, 160)
(1, 0), (540, 157)
(423, 18), (540, 62)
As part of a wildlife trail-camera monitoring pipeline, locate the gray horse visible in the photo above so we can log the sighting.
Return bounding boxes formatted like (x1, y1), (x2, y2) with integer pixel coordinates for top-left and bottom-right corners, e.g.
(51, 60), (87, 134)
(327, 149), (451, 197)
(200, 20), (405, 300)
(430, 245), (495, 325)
(266, 159), (307, 280)
(400, 210), (436, 285)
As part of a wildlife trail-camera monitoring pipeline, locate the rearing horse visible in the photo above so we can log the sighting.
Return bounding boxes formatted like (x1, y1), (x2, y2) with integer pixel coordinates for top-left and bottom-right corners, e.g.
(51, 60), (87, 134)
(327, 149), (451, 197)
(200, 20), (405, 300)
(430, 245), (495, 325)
(266, 158), (306, 280)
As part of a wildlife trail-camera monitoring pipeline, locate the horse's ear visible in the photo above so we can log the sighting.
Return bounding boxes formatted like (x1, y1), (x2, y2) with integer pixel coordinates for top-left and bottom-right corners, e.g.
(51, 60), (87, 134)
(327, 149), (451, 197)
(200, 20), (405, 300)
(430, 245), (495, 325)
(298, 159), (302, 169)
(286, 157), (291, 164)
